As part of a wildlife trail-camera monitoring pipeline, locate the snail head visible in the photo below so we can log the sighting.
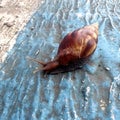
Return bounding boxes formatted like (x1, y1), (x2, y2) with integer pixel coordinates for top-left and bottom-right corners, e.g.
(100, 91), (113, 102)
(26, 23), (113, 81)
(27, 57), (59, 73)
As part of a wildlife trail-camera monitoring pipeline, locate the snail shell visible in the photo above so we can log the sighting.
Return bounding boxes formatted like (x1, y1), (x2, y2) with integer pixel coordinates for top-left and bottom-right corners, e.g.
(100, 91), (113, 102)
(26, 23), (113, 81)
(28, 23), (98, 73)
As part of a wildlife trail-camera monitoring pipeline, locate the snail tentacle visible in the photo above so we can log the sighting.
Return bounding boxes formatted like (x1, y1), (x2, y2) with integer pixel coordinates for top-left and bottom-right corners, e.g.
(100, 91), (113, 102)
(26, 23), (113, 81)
(27, 56), (46, 66)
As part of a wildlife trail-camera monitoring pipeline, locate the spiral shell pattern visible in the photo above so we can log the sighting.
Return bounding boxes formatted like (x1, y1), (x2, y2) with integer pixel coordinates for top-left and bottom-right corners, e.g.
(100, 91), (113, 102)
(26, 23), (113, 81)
(57, 23), (98, 66)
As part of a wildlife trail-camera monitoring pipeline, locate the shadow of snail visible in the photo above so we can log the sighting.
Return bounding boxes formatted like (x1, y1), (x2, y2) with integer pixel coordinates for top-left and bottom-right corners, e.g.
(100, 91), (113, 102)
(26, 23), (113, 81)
(27, 23), (98, 74)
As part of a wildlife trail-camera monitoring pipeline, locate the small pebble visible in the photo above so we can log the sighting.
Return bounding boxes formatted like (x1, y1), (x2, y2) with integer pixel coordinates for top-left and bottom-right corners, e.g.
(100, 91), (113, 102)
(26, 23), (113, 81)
(4, 21), (14, 27)
(104, 67), (110, 71)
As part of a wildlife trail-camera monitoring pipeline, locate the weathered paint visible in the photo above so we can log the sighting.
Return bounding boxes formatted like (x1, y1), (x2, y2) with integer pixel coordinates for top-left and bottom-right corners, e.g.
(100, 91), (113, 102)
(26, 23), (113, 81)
(0, 0), (120, 120)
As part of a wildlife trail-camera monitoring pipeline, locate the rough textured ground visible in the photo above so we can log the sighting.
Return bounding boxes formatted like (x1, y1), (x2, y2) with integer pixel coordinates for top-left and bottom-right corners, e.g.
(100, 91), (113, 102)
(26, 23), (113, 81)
(0, 0), (120, 120)
(0, 0), (43, 63)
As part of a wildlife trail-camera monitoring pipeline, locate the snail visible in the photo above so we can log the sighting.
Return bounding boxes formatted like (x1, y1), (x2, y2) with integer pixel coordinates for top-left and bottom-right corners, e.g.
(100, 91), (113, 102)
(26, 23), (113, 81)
(28, 23), (98, 74)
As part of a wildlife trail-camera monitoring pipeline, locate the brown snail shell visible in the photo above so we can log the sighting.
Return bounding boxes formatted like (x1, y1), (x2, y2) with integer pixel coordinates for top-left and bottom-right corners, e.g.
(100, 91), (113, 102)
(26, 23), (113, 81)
(28, 23), (98, 73)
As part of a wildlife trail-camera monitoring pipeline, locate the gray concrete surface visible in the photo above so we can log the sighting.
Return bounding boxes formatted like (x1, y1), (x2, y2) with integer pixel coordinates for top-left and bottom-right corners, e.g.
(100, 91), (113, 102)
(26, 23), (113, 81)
(0, 0), (43, 63)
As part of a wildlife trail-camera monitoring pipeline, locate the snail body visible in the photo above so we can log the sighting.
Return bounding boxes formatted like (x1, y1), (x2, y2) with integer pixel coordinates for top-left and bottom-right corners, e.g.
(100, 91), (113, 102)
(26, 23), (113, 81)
(28, 23), (98, 73)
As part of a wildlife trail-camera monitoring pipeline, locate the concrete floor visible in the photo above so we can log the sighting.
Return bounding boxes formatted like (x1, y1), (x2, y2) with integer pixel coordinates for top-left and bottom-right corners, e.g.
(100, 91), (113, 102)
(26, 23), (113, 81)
(0, 0), (43, 63)
(0, 0), (120, 119)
